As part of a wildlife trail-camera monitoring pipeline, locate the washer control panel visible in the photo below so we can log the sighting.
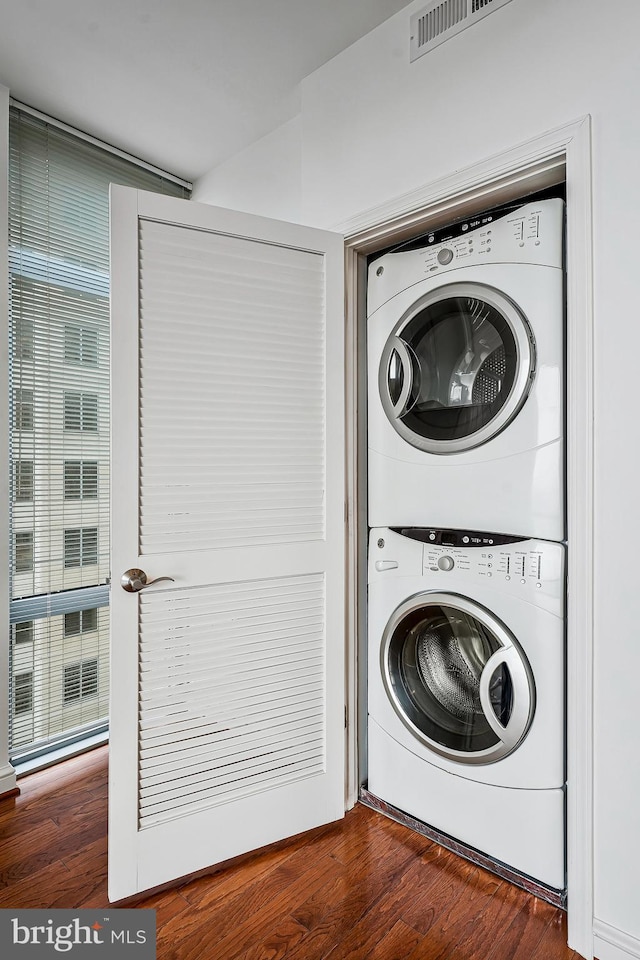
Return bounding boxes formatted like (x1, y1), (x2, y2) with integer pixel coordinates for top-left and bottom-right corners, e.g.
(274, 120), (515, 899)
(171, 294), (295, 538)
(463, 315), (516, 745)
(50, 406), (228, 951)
(370, 527), (565, 611)
(423, 542), (546, 584)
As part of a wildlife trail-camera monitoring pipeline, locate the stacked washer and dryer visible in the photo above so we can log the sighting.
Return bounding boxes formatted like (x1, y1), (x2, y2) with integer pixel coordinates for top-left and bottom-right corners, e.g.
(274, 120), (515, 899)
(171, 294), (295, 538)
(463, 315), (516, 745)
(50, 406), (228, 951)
(365, 197), (566, 895)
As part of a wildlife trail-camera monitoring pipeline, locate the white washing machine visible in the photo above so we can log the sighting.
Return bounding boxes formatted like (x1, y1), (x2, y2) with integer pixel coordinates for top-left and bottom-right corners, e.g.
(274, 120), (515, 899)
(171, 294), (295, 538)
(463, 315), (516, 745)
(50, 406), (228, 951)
(367, 526), (565, 891)
(367, 198), (564, 541)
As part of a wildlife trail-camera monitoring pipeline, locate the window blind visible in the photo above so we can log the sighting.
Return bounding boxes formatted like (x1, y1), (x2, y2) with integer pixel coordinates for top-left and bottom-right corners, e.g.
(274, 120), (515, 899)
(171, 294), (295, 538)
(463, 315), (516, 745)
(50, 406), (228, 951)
(8, 107), (189, 760)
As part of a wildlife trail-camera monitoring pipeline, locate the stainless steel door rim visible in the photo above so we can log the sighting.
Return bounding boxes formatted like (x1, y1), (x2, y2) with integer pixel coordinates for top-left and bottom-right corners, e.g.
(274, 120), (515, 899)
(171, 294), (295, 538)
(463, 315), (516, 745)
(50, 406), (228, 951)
(378, 282), (535, 454)
(380, 591), (536, 764)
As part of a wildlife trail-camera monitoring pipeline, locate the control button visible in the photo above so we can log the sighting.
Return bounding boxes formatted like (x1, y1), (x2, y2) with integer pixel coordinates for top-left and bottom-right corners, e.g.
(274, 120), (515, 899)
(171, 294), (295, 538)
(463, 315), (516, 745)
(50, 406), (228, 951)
(429, 533), (436, 541)
(487, 563), (492, 568)
(437, 248), (454, 265)
(520, 578), (526, 584)
(505, 575), (511, 581)
(437, 556), (455, 571)
(536, 582), (542, 588)
(462, 536), (470, 544)
(487, 572), (492, 578)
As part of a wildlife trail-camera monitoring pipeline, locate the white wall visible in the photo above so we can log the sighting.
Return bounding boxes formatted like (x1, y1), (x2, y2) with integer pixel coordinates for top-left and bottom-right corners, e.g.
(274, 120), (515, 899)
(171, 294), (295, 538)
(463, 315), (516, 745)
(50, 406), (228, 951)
(0, 83), (17, 797)
(192, 116), (302, 223)
(195, 0), (640, 950)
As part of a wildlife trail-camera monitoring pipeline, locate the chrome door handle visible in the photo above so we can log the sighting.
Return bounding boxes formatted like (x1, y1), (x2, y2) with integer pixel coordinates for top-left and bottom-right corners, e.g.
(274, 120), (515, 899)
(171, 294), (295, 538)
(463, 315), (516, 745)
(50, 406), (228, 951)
(120, 568), (175, 592)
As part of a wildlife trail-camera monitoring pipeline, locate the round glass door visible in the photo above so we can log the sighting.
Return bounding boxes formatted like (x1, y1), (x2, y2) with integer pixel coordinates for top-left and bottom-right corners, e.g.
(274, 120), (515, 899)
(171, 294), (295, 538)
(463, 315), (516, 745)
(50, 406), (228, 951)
(379, 282), (535, 453)
(381, 592), (535, 764)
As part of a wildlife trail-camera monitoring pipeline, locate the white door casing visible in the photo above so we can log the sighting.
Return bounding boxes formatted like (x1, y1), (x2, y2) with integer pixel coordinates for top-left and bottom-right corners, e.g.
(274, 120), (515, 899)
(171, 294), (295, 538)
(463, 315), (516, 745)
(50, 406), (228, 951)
(108, 187), (345, 901)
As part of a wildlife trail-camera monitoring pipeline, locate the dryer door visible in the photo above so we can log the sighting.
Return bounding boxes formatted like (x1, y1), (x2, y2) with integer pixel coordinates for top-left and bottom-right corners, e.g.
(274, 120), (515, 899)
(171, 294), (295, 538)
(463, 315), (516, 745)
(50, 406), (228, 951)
(381, 592), (535, 764)
(379, 282), (534, 453)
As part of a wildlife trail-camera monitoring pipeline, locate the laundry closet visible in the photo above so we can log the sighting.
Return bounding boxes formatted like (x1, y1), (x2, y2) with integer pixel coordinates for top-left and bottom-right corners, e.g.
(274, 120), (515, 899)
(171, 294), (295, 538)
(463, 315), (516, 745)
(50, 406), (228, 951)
(360, 188), (567, 903)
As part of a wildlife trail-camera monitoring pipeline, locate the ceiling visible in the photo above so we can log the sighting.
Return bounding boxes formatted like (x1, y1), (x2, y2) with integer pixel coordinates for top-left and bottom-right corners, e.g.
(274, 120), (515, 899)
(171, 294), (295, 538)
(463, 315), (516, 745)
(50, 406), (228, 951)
(0, 0), (414, 183)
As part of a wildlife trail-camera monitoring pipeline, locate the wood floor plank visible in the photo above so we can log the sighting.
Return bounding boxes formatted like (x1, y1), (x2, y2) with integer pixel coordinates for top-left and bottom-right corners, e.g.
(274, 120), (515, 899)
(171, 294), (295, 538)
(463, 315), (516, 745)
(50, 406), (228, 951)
(528, 909), (574, 960)
(0, 858), (77, 909)
(400, 848), (500, 937)
(156, 854), (342, 960)
(0, 748), (577, 960)
(368, 919), (424, 960)
(0, 787), (96, 834)
(484, 889), (560, 960)
(300, 848), (456, 960)
(405, 875), (533, 960)
(290, 819), (434, 938)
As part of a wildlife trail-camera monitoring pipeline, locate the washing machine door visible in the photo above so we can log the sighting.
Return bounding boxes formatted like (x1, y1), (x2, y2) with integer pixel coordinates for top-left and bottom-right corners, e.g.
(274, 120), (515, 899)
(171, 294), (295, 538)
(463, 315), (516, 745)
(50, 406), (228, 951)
(381, 592), (535, 764)
(379, 282), (535, 454)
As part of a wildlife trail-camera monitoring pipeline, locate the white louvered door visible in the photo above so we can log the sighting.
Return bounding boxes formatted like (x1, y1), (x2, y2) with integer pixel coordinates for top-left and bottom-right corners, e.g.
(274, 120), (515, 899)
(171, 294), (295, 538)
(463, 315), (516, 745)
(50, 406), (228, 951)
(108, 187), (345, 901)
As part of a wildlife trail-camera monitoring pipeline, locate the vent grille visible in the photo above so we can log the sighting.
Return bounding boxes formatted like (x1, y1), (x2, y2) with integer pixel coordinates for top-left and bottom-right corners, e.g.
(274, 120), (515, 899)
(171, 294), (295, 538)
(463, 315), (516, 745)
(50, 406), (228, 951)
(417, 0), (468, 47)
(410, 0), (513, 62)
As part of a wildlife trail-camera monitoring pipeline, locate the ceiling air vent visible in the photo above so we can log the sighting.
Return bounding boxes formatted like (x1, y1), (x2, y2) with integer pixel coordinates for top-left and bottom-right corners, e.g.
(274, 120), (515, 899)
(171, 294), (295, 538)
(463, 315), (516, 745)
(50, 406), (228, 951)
(410, 0), (514, 62)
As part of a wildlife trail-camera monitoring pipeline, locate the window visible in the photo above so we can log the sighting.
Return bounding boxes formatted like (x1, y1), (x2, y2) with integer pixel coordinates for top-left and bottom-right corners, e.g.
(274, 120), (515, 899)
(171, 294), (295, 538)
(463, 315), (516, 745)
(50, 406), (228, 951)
(15, 531), (34, 573)
(64, 461), (98, 500)
(64, 608), (98, 636)
(14, 388), (34, 431)
(14, 316), (34, 361)
(65, 324), (98, 366)
(14, 672), (34, 716)
(63, 391), (98, 432)
(14, 460), (34, 501)
(64, 660), (99, 703)
(7, 105), (189, 761)
(64, 527), (98, 568)
(12, 622), (34, 644)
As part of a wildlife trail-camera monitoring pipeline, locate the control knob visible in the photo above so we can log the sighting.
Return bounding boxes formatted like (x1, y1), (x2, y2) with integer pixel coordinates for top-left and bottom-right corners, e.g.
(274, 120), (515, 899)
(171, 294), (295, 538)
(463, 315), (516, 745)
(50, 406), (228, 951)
(437, 556), (455, 571)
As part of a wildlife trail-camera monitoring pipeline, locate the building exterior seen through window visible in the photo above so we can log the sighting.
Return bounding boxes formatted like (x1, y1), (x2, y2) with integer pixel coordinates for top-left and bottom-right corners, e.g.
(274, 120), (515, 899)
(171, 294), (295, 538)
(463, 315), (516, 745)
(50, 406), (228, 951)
(8, 108), (189, 759)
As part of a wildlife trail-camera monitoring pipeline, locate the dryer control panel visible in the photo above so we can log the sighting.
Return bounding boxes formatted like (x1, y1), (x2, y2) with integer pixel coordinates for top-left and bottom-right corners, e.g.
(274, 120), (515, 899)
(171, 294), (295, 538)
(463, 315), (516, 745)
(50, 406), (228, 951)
(367, 199), (564, 317)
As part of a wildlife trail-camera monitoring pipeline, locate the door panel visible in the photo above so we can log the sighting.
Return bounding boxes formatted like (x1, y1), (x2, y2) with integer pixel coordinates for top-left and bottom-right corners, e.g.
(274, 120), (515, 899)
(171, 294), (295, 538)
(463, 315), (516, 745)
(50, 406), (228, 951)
(108, 187), (345, 901)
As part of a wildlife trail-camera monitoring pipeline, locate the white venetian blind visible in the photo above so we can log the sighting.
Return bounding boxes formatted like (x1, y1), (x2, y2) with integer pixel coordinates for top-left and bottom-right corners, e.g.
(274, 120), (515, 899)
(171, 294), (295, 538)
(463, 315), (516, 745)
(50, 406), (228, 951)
(7, 107), (189, 760)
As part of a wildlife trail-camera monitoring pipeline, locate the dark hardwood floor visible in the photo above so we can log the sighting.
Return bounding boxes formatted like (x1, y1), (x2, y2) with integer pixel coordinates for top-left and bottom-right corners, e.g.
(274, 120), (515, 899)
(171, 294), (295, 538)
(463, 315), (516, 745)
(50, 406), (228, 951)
(0, 746), (580, 959)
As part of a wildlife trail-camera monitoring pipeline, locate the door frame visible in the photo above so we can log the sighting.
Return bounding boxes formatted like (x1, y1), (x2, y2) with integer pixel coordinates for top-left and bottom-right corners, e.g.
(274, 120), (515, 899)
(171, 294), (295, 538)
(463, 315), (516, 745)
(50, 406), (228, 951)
(340, 116), (594, 959)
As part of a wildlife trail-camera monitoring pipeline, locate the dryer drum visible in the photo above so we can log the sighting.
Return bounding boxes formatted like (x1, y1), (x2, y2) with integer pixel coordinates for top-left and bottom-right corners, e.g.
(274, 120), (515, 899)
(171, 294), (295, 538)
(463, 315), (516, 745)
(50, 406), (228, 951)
(472, 344), (507, 405)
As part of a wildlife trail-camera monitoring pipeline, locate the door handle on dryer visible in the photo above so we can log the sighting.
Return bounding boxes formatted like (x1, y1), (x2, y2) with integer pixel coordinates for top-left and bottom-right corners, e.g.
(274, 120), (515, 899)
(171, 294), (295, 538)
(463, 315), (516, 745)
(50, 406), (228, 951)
(375, 560), (399, 572)
(388, 337), (414, 419)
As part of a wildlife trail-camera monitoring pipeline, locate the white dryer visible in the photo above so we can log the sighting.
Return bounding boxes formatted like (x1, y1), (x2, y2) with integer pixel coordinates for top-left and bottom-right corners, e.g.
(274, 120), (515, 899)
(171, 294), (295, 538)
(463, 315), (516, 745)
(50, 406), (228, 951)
(367, 199), (564, 540)
(367, 526), (565, 891)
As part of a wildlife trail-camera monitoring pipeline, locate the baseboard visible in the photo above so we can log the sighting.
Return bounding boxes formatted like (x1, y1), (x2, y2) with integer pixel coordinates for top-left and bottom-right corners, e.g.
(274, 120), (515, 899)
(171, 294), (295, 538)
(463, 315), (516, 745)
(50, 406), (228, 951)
(0, 762), (18, 799)
(594, 920), (640, 960)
